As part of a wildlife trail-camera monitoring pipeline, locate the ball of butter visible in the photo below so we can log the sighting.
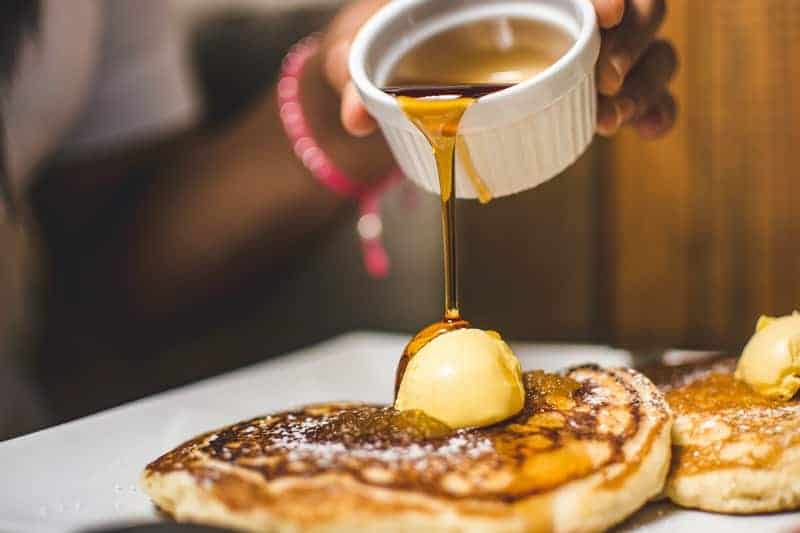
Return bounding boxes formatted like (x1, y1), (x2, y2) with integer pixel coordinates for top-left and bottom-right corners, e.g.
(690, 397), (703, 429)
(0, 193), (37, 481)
(395, 328), (525, 429)
(735, 312), (800, 399)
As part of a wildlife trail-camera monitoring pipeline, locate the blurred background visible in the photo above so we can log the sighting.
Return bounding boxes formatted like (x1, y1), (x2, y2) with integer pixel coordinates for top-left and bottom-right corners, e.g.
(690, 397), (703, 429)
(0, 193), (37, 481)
(14, 0), (800, 433)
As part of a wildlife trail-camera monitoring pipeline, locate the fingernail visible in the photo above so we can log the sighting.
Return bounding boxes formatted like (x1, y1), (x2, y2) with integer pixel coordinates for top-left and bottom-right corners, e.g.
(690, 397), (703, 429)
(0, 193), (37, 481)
(598, 65), (621, 96)
(616, 98), (636, 124)
(596, 124), (614, 137)
(342, 82), (375, 137)
(636, 108), (666, 139)
(610, 53), (631, 87)
(351, 120), (377, 138)
(596, 102), (618, 136)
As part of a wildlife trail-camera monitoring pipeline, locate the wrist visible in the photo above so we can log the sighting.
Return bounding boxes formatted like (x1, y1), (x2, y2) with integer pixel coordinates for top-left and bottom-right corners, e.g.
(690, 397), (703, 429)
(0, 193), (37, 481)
(297, 45), (392, 185)
(277, 35), (405, 279)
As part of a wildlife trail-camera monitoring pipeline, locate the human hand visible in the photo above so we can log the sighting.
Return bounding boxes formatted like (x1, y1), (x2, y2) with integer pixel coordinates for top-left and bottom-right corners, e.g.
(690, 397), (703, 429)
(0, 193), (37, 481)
(322, 0), (677, 140)
(593, 0), (677, 139)
(319, 0), (389, 138)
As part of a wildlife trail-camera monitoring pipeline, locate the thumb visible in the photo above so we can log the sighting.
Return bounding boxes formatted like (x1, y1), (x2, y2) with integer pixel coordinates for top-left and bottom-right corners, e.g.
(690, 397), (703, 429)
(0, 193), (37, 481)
(592, 0), (625, 28)
(341, 82), (377, 137)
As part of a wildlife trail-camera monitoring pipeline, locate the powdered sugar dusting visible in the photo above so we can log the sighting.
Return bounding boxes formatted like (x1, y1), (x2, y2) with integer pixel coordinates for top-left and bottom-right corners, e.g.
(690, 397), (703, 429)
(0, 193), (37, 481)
(261, 410), (495, 470)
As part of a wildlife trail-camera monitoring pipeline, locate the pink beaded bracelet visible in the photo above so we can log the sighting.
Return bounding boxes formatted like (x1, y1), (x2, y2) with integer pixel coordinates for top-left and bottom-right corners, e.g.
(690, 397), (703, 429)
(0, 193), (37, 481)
(277, 34), (403, 279)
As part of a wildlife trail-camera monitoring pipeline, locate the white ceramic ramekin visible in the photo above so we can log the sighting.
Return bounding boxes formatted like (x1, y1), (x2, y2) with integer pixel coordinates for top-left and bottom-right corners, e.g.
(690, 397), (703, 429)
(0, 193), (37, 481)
(349, 0), (600, 200)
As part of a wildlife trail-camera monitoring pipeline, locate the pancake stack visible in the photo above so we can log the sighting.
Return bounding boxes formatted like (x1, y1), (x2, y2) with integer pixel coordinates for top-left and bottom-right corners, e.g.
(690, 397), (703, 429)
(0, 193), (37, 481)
(643, 357), (800, 514)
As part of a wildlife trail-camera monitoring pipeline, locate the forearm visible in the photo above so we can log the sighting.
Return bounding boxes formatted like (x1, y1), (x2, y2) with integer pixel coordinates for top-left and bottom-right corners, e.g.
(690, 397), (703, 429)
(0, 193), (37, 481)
(62, 54), (392, 321)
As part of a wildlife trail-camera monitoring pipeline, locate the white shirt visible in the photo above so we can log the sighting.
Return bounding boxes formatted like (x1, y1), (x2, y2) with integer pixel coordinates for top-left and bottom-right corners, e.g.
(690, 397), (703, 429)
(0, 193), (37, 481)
(0, 0), (199, 439)
(2, 0), (199, 214)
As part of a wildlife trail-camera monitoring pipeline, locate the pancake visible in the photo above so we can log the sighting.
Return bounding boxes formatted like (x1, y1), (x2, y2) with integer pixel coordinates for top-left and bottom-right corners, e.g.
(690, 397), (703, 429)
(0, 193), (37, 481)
(142, 366), (671, 532)
(643, 357), (800, 513)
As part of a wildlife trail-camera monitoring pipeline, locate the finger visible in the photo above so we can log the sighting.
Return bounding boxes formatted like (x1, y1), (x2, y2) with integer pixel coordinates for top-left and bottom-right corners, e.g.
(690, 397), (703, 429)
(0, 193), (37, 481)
(324, 0), (389, 45)
(633, 91), (677, 139)
(617, 40), (678, 119)
(591, 0), (625, 29)
(341, 82), (377, 137)
(596, 94), (636, 136)
(597, 0), (667, 96)
(324, 39), (351, 93)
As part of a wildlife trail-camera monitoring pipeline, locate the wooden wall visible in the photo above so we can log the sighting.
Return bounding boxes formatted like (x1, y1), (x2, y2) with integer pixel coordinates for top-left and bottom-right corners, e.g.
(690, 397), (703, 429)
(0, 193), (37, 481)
(601, 0), (800, 350)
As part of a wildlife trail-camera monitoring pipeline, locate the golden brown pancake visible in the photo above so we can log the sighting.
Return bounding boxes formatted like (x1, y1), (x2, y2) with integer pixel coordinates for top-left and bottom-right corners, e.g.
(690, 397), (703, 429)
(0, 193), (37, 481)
(142, 367), (671, 532)
(643, 357), (800, 513)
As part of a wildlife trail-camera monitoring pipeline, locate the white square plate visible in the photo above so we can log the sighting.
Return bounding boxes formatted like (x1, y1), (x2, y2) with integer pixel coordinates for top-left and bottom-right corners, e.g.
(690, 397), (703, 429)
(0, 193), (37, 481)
(0, 332), (796, 532)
